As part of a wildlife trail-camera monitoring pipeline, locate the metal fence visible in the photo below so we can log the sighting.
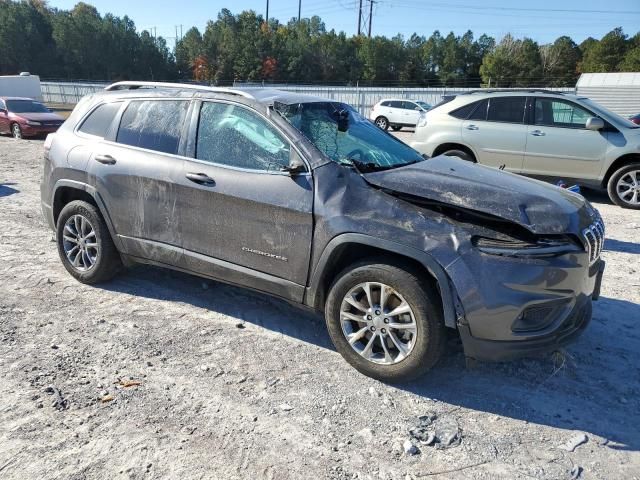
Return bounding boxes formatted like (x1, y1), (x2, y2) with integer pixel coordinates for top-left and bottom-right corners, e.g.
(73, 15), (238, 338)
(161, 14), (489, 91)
(41, 81), (575, 115)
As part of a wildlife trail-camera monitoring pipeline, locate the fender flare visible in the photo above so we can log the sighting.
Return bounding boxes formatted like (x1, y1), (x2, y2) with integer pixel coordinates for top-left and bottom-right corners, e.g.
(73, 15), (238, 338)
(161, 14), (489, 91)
(305, 233), (459, 328)
(52, 179), (124, 251)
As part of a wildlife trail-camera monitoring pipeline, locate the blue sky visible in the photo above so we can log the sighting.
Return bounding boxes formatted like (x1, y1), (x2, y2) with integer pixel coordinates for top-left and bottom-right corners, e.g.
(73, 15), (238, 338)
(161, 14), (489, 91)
(47, 0), (640, 46)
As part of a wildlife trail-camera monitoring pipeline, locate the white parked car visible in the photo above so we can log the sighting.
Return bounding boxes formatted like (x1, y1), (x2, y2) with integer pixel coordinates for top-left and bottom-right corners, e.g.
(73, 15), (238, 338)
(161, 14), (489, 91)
(410, 90), (640, 209)
(370, 99), (431, 131)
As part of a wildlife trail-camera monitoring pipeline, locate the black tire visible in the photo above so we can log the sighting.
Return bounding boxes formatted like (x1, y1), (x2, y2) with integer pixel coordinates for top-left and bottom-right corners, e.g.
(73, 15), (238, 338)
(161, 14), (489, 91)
(375, 116), (389, 131)
(11, 123), (22, 139)
(391, 125), (402, 131)
(607, 163), (640, 209)
(442, 149), (474, 162)
(56, 200), (122, 284)
(325, 260), (446, 383)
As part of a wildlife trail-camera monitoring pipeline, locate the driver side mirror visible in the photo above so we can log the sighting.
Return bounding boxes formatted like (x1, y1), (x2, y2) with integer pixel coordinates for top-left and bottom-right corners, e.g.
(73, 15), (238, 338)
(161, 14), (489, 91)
(282, 149), (307, 176)
(586, 117), (604, 131)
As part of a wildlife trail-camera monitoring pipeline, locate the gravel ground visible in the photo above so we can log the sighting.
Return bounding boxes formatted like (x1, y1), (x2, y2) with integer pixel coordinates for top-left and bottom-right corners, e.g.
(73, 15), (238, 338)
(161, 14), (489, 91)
(1, 136), (639, 480)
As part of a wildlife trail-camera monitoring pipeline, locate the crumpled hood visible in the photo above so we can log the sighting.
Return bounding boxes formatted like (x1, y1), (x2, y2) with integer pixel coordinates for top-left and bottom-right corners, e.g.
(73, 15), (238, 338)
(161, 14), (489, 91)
(364, 155), (597, 235)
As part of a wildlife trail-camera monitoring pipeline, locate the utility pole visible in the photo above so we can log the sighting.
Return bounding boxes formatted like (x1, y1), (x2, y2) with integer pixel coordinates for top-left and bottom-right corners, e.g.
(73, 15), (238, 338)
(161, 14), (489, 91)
(180, 24), (183, 40)
(298, 0), (301, 21)
(357, 0), (362, 35)
(175, 25), (178, 48)
(368, 0), (374, 37)
(266, 0), (269, 24)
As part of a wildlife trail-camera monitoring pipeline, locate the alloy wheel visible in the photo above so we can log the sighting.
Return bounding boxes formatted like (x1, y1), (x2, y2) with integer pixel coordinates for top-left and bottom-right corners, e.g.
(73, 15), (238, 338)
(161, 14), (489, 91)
(616, 169), (640, 206)
(62, 214), (100, 271)
(375, 117), (388, 129)
(339, 282), (417, 365)
(12, 124), (22, 139)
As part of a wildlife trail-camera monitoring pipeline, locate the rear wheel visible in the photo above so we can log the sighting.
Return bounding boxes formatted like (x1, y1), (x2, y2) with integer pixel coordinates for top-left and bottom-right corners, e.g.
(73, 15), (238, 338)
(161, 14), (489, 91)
(325, 260), (446, 382)
(608, 163), (640, 209)
(11, 123), (22, 139)
(56, 200), (122, 283)
(375, 116), (389, 131)
(442, 149), (474, 162)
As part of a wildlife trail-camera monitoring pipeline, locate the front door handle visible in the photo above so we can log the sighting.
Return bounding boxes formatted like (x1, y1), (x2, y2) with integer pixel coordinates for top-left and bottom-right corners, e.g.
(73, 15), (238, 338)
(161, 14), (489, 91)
(94, 154), (116, 165)
(465, 124), (479, 130)
(530, 130), (546, 136)
(186, 172), (215, 186)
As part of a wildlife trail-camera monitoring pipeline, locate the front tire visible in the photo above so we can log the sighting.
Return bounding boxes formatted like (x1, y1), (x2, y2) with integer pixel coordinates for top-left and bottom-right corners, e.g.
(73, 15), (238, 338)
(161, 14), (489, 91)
(11, 123), (22, 139)
(325, 260), (446, 382)
(375, 116), (389, 131)
(607, 163), (640, 209)
(56, 200), (122, 284)
(442, 149), (474, 162)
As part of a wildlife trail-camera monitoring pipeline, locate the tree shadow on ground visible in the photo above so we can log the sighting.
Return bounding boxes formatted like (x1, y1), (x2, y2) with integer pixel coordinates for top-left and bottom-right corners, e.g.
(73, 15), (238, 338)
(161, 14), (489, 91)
(98, 264), (640, 452)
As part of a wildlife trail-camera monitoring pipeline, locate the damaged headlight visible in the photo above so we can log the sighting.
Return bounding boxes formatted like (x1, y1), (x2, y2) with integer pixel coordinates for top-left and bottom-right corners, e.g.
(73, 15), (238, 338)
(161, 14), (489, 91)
(472, 235), (582, 258)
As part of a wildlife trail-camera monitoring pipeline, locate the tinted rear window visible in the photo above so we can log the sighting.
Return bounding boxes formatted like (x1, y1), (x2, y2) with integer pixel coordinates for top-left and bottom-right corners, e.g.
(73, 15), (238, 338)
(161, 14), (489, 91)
(449, 101), (480, 119)
(116, 100), (189, 154)
(487, 97), (526, 124)
(468, 99), (488, 121)
(79, 102), (122, 137)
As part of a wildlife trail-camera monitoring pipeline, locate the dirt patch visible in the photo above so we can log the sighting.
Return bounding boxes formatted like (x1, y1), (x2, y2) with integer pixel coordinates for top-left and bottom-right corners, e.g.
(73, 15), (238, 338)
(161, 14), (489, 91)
(1, 136), (639, 479)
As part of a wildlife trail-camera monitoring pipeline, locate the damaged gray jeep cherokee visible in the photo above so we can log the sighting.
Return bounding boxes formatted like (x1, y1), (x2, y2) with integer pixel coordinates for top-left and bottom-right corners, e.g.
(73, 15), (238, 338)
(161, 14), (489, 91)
(41, 82), (606, 382)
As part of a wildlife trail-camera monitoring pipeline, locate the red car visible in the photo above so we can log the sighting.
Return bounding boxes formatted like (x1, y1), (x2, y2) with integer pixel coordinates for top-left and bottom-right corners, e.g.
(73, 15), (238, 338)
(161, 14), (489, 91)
(0, 97), (64, 139)
(630, 113), (640, 125)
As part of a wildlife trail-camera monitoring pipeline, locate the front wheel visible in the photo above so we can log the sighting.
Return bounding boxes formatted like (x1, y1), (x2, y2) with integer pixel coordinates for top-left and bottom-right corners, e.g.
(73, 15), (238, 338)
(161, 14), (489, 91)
(607, 163), (640, 209)
(375, 116), (389, 131)
(325, 261), (446, 382)
(442, 149), (474, 162)
(11, 123), (22, 139)
(56, 200), (122, 283)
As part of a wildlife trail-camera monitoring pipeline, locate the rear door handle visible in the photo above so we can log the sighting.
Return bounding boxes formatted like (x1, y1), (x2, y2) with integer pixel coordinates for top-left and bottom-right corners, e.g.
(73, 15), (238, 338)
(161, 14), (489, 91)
(530, 130), (546, 136)
(94, 154), (116, 165)
(186, 172), (215, 186)
(465, 124), (479, 130)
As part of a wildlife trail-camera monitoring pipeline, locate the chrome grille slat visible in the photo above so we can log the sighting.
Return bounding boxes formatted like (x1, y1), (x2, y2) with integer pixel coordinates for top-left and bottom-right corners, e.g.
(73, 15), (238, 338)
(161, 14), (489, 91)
(582, 216), (605, 265)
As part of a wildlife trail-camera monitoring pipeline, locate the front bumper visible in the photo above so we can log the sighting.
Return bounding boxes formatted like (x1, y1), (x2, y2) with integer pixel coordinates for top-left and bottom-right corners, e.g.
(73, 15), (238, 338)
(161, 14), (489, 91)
(446, 244), (604, 362)
(21, 124), (61, 137)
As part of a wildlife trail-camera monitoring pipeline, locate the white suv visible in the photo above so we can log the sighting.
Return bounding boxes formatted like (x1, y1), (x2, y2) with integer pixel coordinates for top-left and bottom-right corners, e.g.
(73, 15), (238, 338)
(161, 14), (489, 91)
(370, 99), (431, 131)
(410, 90), (640, 209)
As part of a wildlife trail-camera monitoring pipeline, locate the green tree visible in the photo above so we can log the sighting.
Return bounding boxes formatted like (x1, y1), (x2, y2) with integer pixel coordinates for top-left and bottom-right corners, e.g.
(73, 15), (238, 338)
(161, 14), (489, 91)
(540, 36), (580, 86)
(580, 27), (628, 72)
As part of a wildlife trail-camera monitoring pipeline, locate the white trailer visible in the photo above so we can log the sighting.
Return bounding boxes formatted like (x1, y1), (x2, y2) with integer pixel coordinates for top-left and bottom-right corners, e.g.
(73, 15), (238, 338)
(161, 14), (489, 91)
(0, 74), (43, 101)
(576, 72), (640, 117)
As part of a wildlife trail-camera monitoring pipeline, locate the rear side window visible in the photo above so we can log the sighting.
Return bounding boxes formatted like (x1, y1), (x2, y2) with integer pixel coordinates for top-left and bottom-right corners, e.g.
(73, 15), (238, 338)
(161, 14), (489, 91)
(380, 101), (391, 107)
(468, 99), (489, 121)
(389, 101), (403, 108)
(196, 102), (290, 171)
(78, 102), (122, 137)
(487, 97), (526, 124)
(116, 100), (189, 154)
(449, 100), (480, 119)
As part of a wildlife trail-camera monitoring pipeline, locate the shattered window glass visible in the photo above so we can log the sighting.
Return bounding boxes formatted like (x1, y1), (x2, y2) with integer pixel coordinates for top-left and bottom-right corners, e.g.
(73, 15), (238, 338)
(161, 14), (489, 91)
(275, 101), (424, 171)
(196, 102), (290, 171)
(116, 100), (189, 154)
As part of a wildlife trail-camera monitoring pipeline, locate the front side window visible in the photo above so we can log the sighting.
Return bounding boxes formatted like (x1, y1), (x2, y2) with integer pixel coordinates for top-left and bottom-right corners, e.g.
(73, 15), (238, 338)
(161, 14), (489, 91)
(79, 102), (123, 137)
(402, 101), (419, 110)
(116, 100), (189, 155)
(389, 101), (403, 109)
(196, 102), (290, 171)
(487, 97), (526, 124)
(275, 101), (424, 172)
(535, 98), (593, 129)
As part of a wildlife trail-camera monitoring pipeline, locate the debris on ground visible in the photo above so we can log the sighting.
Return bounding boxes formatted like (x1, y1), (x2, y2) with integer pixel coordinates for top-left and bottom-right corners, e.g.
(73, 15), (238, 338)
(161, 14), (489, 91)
(561, 433), (588, 452)
(44, 385), (68, 411)
(409, 413), (461, 449)
(403, 439), (419, 455)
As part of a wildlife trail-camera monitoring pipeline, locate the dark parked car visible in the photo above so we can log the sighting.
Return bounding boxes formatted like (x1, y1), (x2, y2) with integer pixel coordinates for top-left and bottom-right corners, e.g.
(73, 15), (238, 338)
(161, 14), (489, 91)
(630, 113), (640, 125)
(0, 97), (64, 139)
(40, 82), (605, 382)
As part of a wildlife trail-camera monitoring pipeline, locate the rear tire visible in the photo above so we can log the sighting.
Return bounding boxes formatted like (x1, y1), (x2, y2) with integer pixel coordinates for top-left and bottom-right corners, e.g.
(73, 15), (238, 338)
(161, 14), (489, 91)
(442, 149), (474, 162)
(56, 200), (122, 284)
(607, 163), (640, 209)
(375, 116), (389, 131)
(11, 123), (22, 139)
(325, 260), (446, 383)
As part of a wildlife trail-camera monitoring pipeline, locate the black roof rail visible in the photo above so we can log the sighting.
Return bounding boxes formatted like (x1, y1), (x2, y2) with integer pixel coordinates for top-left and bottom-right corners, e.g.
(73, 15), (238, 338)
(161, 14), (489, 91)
(104, 81), (255, 99)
